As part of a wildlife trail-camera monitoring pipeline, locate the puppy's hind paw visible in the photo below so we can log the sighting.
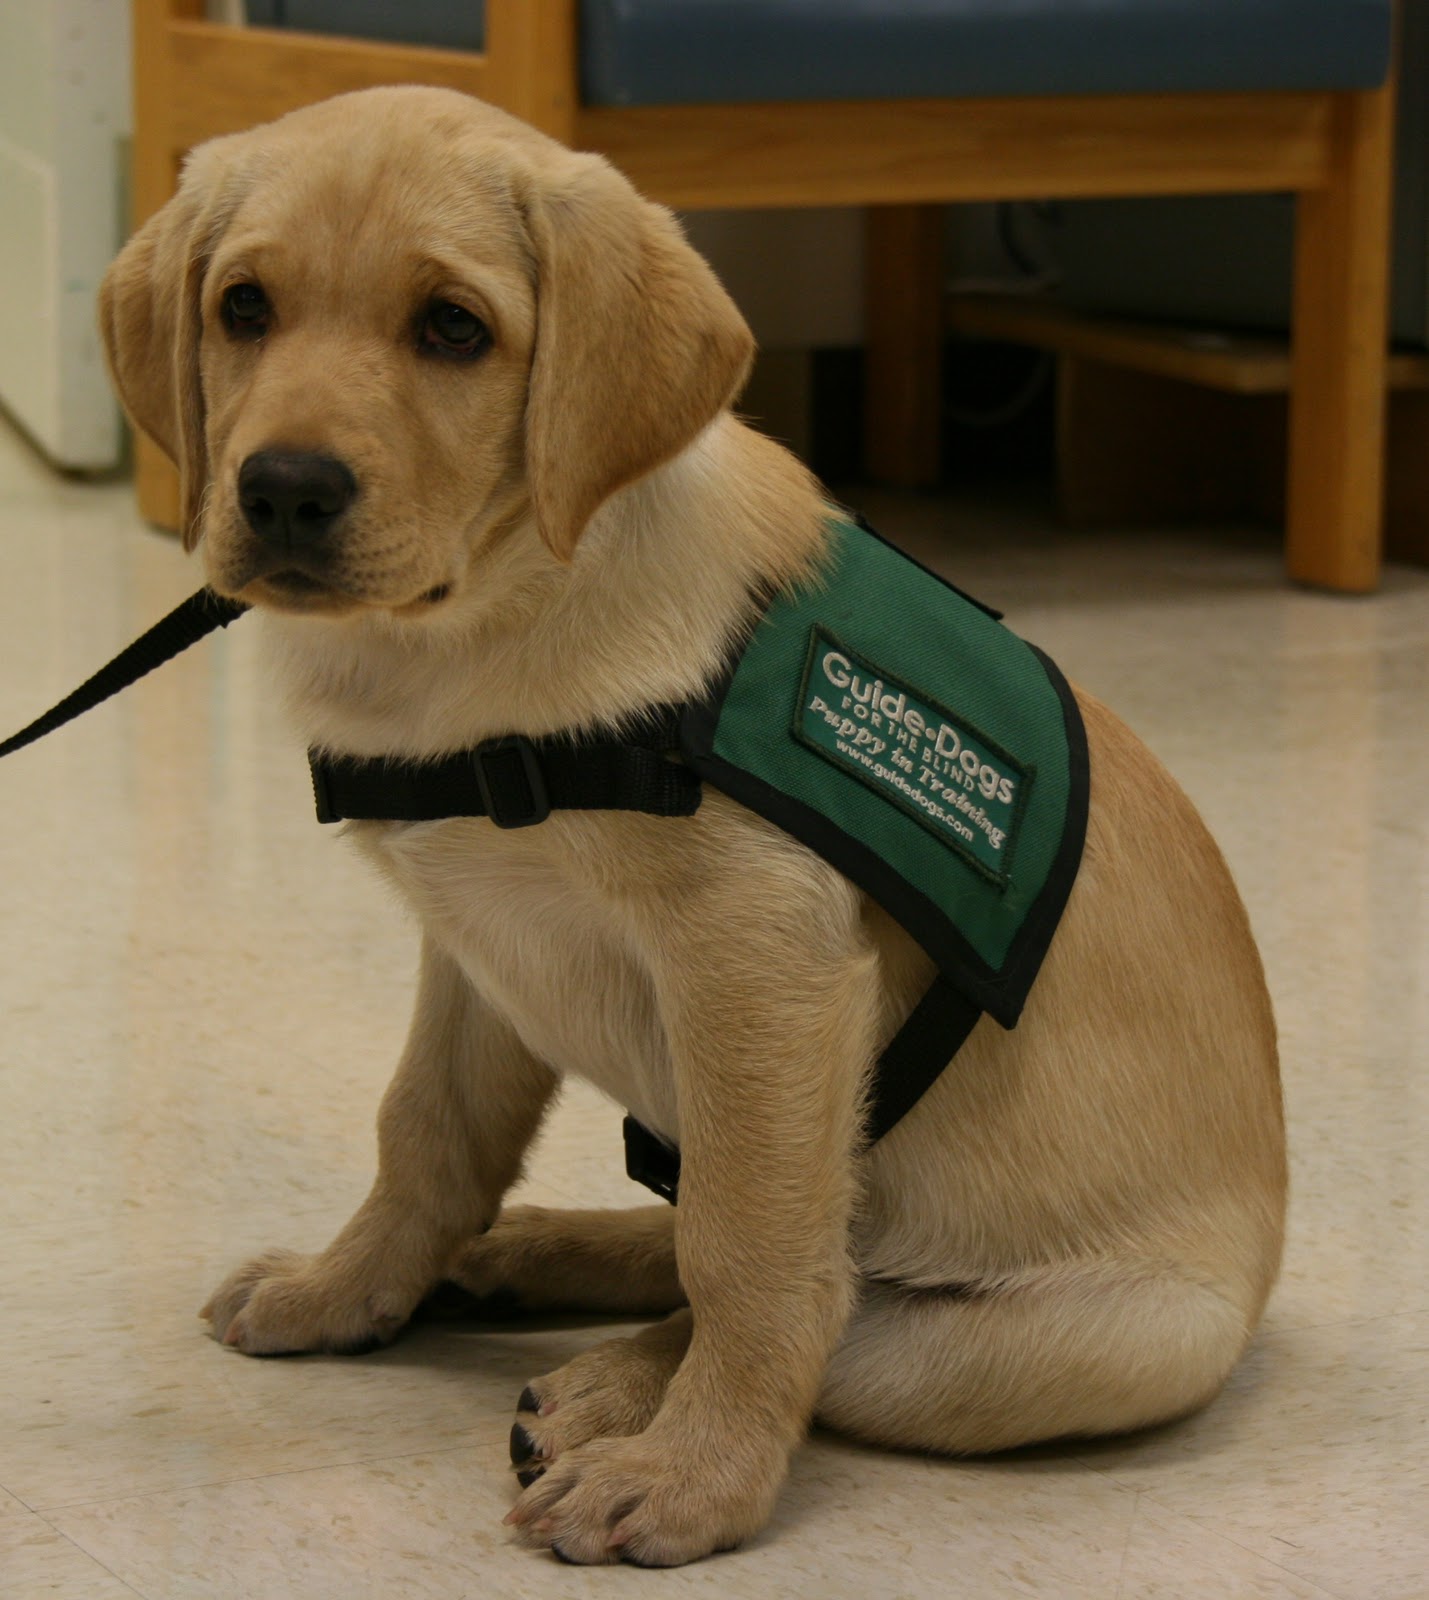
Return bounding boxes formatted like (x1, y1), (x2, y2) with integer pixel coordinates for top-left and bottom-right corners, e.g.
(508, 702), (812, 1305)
(507, 1312), (690, 1481)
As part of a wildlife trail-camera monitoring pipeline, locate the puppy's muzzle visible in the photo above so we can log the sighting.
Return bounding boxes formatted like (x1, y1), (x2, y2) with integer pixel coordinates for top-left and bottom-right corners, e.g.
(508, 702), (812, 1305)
(238, 450), (357, 560)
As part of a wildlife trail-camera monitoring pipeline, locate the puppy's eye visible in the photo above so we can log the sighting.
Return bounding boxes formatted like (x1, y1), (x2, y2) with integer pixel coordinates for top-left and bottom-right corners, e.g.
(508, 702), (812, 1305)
(222, 282), (270, 338)
(422, 301), (491, 360)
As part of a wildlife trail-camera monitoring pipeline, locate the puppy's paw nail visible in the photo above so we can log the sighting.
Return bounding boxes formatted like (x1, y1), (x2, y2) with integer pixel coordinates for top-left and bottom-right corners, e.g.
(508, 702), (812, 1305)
(510, 1422), (541, 1466)
(516, 1385), (541, 1414)
(516, 1466), (545, 1489)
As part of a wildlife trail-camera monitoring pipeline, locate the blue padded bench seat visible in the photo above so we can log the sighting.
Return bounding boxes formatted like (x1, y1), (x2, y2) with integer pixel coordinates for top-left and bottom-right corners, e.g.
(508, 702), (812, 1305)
(245, 0), (1394, 105)
(579, 1), (1393, 105)
(246, 1), (486, 54)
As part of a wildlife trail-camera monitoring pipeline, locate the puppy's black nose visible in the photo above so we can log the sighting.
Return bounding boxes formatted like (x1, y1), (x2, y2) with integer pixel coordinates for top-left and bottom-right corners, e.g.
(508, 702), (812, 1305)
(238, 451), (356, 550)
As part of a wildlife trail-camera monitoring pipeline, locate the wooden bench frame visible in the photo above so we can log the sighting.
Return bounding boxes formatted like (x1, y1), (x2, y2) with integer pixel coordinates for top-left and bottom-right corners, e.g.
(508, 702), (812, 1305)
(133, 0), (1398, 591)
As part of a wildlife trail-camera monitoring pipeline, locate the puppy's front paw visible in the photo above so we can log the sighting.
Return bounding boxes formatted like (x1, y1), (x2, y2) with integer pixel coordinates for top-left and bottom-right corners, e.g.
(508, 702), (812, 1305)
(201, 1249), (410, 1356)
(505, 1427), (784, 1567)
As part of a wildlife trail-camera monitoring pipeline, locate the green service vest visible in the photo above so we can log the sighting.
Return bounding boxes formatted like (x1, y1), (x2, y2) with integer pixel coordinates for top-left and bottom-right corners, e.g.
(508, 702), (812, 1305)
(681, 516), (1088, 1031)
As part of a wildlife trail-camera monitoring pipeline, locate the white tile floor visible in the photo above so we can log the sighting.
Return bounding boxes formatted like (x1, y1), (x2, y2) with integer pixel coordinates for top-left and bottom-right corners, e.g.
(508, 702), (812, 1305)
(0, 416), (1425, 1598)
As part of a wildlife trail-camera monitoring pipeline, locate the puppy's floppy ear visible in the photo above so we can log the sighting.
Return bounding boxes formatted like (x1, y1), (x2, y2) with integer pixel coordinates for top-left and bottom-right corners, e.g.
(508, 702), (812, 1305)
(99, 142), (235, 551)
(522, 153), (755, 560)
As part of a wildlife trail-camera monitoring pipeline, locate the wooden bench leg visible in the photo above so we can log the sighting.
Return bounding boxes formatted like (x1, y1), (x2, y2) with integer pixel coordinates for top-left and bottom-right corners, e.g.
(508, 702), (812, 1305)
(864, 204), (944, 486)
(1286, 83), (1396, 592)
(129, 0), (195, 531)
(484, 0), (577, 141)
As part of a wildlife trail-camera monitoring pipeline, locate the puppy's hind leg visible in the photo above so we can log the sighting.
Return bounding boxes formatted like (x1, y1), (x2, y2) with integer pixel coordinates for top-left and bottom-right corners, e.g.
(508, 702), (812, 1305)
(817, 1256), (1258, 1454)
(435, 1204), (687, 1487)
(435, 1203), (683, 1319)
(204, 937), (557, 1356)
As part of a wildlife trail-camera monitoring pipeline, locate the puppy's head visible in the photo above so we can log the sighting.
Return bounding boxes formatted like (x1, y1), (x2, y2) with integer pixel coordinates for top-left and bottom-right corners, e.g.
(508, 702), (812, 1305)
(100, 87), (753, 617)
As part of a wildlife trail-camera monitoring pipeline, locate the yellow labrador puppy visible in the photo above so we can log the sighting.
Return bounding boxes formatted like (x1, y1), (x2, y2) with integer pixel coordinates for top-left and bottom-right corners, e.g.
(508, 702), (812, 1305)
(100, 87), (1285, 1567)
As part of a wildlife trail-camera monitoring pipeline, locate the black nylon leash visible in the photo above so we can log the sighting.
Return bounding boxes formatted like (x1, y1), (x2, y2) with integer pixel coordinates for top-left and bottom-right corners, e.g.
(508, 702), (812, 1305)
(0, 588), (249, 760)
(0, 593), (697, 829)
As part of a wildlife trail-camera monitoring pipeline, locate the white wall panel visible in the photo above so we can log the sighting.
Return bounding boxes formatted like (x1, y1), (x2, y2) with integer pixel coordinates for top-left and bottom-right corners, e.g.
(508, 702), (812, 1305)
(0, 1), (130, 469)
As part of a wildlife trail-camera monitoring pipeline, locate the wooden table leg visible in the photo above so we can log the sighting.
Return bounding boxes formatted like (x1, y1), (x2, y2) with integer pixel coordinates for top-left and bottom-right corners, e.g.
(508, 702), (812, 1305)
(129, 0), (196, 532)
(864, 204), (944, 487)
(1286, 83), (1396, 592)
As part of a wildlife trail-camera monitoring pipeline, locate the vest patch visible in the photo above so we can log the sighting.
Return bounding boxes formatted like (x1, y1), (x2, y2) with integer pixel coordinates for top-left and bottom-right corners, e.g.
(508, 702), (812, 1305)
(795, 628), (1029, 885)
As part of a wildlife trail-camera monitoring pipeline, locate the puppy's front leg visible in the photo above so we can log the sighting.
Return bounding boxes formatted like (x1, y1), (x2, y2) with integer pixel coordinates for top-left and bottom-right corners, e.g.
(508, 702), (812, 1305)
(510, 860), (877, 1565)
(205, 936), (556, 1355)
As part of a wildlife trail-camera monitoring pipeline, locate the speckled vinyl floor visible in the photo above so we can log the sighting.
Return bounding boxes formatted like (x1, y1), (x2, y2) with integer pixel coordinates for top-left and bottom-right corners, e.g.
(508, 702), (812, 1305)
(1, 416), (1425, 1599)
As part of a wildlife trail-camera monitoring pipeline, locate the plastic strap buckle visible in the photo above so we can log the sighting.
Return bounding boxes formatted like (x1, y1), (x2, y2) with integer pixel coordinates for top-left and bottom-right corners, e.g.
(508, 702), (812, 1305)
(471, 737), (551, 828)
(622, 1116), (681, 1205)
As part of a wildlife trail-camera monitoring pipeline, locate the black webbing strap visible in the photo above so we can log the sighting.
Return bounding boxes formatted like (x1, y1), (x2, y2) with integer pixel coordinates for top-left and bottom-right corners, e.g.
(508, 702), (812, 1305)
(0, 589), (249, 761)
(622, 973), (982, 1204)
(863, 973), (982, 1144)
(308, 707), (700, 829)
